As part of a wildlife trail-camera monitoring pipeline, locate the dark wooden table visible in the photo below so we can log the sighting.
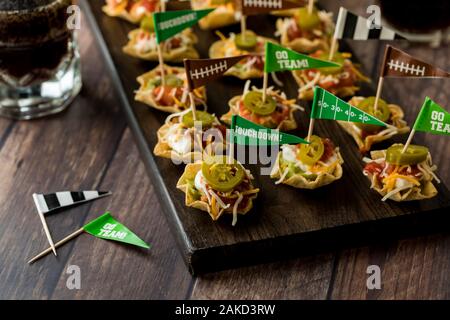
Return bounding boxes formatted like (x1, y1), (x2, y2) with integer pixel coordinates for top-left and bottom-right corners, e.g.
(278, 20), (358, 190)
(0, 1), (449, 299)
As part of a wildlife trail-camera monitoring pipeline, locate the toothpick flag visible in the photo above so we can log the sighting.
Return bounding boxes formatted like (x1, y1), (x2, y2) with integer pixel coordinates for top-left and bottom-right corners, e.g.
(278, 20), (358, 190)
(413, 98), (449, 136)
(333, 7), (406, 41)
(33, 191), (111, 214)
(373, 45), (449, 111)
(239, 0), (306, 15)
(83, 212), (150, 249)
(184, 56), (250, 90)
(231, 115), (309, 146)
(402, 97), (449, 153)
(381, 45), (450, 78)
(28, 212), (149, 264)
(264, 42), (341, 73)
(311, 87), (387, 126)
(153, 9), (214, 43)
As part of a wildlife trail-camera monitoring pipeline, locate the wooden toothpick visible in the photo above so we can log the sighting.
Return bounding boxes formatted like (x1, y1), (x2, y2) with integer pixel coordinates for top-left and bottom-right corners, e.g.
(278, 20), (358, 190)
(28, 227), (84, 264)
(241, 15), (247, 40)
(189, 91), (198, 121)
(306, 118), (315, 143)
(373, 76), (384, 112)
(156, 0), (166, 86)
(328, 37), (337, 61)
(32, 194), (57, 256)
(308, 0), (314, 14)
(262, 71), (269, 103)
(401, 129), (416, 154)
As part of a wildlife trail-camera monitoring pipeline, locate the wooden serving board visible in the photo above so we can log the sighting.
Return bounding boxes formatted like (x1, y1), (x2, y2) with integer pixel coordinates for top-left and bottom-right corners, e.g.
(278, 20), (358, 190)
(82, 0), (450, 274)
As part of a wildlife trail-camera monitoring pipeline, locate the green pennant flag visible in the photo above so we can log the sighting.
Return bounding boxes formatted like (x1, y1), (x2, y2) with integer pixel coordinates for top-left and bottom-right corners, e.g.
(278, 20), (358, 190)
(413, 97), (450, 136)
(231, 115), (309, 146)
(311, 87), (387, 127)
(83, 212), (150, 249)
(153, 9), (214, 44)
(264, 42), (341, 73)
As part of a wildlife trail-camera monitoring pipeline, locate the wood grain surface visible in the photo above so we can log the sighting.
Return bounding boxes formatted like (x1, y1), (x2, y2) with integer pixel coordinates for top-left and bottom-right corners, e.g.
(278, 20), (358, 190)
(84, 0), (450, 275)
(0, 0), (449, 299)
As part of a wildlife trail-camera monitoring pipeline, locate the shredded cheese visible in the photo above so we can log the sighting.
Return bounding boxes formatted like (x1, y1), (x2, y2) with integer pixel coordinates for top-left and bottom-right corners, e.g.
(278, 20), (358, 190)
(232, 192), (244, 226)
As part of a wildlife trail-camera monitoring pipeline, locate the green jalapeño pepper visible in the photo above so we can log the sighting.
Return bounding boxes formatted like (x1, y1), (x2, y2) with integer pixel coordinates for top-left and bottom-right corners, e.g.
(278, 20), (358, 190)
(182, 110), (215, 128)
(386, 144), (429, 165)
(297, 135), (324, 166)
(296, 7), (321, 31)
(202, 156), (245, 192)
(234, 31), (258, 51)
(243, 91), (277, 116)
(355, 97), (391, 133)
(140, 15), (154, 32)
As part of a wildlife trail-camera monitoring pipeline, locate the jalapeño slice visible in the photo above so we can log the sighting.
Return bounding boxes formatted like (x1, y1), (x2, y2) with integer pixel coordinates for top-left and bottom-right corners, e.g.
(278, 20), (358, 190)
(297, 135), (324, 165)
(243, 91), (277, 116)
(355, 97), (391, 133)
(317, 51), (345, 74)
(140, 15), (154, 32)
(165, 74), (184, 87)
(202, 156), (245, 192)
(296, 7), (321, 31)
(182, 111), (215, 128)
(234, 31), (258, 51)
(386, 144), (429, 165)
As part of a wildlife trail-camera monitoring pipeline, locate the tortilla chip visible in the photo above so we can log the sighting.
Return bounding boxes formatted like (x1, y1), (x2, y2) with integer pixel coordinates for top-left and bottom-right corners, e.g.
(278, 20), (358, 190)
(276, 19), (330, 53)
(191, 1), (238, 29)
(270, 149), (344, 189)
(338, 97), (410, 153)
(221, 96), (298, 131)
(123, 29), (199, 62)
(102, 4), (142, 24)
(366, 148), (438, 201)
(154, 112), (225, 162)
(135, 64), (206, 113)
(176, 163), (257, 221)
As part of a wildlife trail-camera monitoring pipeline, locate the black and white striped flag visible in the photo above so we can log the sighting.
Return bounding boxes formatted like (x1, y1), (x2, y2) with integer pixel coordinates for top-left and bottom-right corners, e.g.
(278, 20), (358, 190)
(333, 7), (406, 40)
(33, 191), (111, 214)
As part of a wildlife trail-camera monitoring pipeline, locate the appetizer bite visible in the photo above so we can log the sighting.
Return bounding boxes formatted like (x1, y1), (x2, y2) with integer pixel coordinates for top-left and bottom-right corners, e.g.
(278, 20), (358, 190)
(135, 64), (206, 113)
(338, 96), (410, 153)
(276, 7), (334, 53)
(154, 110), (227, 162)
(103, 0), (160, 24)
(292, 50), (370, 100)
(177, 156), (259, 225)
(363, 144), (439, 201)
(221, 81), (303, 131)
(271, 135), (344, 189)
(191, 0), (238, 29)
(209, 31), (276, 79)
(123, 16), (199, 62)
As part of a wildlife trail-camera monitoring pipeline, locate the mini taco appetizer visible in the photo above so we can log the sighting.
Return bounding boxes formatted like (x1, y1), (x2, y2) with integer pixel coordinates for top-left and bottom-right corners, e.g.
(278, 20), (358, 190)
(177, 156), (259, 225)
(209, 31), (276, 79)
(191, 0), (238, 29)
(363, 144), (439, 201)
(135, 64), (207, 113)
(275, 7), (334, 53)
(154, 110), (227, 162)
(292, 50), (370, 100)
(221, 81), (304, 131)
(103, 0), (160, 24)
(338, 96), (410, 153)
(123, 16), (199, 62)
(271, 135), (344, 189)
